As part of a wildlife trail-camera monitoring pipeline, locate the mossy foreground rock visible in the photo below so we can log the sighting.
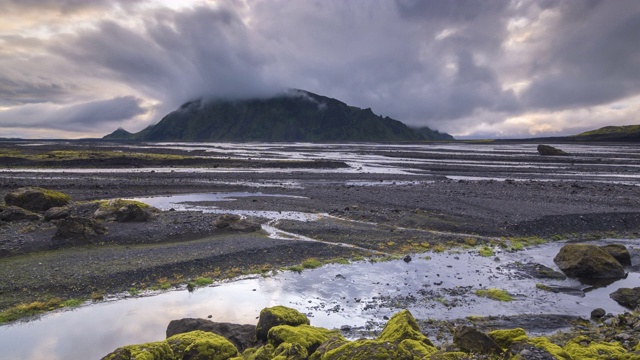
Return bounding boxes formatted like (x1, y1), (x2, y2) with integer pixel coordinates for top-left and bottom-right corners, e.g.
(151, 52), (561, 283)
(4, 187), (71, 212)
(54, 216), (107, 240)
(600, 244), (632, 266)
(101, 340), (174, 360)
(609, 287), (640, 309)
(453, 325), (502, 355)
(256, 306), (310, 342)
(553, 244), (625, 280)
(166, 330), (240, 359)
(268, 325), (342, 355)
(378, 309), (434, 347)
(0, 205), (40, 222)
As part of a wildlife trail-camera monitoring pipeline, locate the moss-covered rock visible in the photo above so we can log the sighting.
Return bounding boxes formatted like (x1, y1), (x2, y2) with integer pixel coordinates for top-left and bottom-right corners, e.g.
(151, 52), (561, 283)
(272, 342), (308, 360)
(100, 340), (174, 360)
(610, 287), (640, 309)
(268, 324), (342, 355)
(600, 244), (632, 266)
(377, 309), (435, 347)
(563, 335), (630, 359)
(553, 244), (625, 280)
(256, 306), (310, 342)
(428, 351), (471, 359)
(528, 337), (571, 360)
(5, 187), (71, 212)
(321, 339), (413, 360)
(0, 205), (41, 222)
(397, 339), (438, 358)
(488, 328), (528, 349)
(94, 199), (155, 222)
(166, 330), (239, 360)
(308, 337), (349, 360)
(453, 325), (502, 355)
(244, 344), (275, 360)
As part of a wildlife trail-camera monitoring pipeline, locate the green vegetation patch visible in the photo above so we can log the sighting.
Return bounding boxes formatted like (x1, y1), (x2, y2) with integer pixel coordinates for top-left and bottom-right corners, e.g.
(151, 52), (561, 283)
(95, 198), (152, 210)
(301, 258), (322, 269)
(194, 277), (213, 286)
(478, 246), (495, 257)
(475, 288), (513, 302)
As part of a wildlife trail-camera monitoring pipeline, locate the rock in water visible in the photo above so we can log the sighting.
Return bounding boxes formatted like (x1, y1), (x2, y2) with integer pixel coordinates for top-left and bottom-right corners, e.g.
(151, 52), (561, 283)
(610, 287), (640, 309)
(600, 244), (631, 266)
(4, 187), (71, 212)
(537, 144), (569, 156)
(553, 244), (625, 280)
(591, 308), (607, 319)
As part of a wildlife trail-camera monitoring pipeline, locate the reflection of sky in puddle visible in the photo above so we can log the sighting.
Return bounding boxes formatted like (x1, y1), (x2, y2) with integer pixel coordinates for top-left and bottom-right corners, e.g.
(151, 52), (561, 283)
(2, 239), (639, 360)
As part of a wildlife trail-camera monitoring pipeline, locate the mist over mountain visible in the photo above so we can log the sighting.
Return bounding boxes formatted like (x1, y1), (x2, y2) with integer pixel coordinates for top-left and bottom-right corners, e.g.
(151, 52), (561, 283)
(104, 90), (453, 142)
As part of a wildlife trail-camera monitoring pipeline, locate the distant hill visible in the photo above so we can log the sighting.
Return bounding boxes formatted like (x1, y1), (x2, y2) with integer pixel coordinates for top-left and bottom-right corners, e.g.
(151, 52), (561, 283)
(571, 125), (640, 142)
(104, 89), (453, 142)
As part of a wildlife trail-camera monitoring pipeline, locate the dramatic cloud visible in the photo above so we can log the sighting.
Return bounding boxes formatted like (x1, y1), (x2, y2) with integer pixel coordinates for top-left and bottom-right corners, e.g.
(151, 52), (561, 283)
(0, 0), (638, 138)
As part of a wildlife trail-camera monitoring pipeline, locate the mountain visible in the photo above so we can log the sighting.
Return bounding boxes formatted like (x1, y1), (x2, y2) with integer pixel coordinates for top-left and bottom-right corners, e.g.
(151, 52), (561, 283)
(104, 89), (453, 142)
(571, 125), (640, 142)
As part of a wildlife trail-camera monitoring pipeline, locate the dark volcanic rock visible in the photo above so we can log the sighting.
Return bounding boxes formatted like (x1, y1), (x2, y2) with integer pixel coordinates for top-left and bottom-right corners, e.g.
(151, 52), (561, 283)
(212, 214), (241, 229)
(600, 244), (631, 266)
(4, 187), (71, 212)
(0, 205), (41, 222)
(591, 308), (606, 319)
(44, 206), (71, 221)
(213, 214), (261, 232)
(54, 216), (107, 240)
(513, 262), (567, 280)
(609, 287), (640, 309)
(453, 326), (503, 355)
(114, 203), (151, 222)
(537, 144), (569, 156)
(166, 318), (261, 352)
(553, 244), (625, 280)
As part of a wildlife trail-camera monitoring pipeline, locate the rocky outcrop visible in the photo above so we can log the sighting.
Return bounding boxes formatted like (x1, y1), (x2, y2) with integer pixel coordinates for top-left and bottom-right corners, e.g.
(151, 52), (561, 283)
(54, 216), (107, 240)
(537, 144), (569, 156)
(93, 199), (154, 222)
(0, 205), (41, 222)
(553, 244), (625, 280)
(4, 187), (71, 212)
(255, 306), (310, 342)
(609, 287), (640, 309)
(114, 203), (151, 222)
(43, 206), (71, 221)
(453, 325), (503, 355)
(600, 244), (631, 266)
(166, 318), (261, 352)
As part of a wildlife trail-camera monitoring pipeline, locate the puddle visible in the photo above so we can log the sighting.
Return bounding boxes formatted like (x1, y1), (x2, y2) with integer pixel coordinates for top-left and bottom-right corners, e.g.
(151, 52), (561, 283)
(2, 239), (639, 360)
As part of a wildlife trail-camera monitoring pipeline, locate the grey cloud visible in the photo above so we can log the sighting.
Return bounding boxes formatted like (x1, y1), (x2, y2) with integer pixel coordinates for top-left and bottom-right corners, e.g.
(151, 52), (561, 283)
(0, 96), (146, 130)
(521, 1), (640, 110)
(0, 0), (142, 13)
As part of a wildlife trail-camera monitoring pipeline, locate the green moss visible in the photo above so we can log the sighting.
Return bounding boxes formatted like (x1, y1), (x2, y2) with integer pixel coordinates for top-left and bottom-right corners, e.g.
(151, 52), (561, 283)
(528, 337), (571, 360)
(429, 352), (470, 360)
(129, 341), (174, 360)
(478, 246), (495, 257)
(536, 283), (555, 292)
(398, 339), (438, 358)
(269, 324), (342, 355)
(166, 330), (239, 360)
(194, 277), (213, 286)
(256, 306), (310, 341)
(272, 342), (309, 360)
(475, 288), (513, 302)
(0, 298), (65, 323)
(302, 258), (322, 269)
(61, 299), (83, 308)
(488, 328), (528, 349)
(378, 309), (435, 347)
(244, 344), (275, 360)
(322, 339), (413, 360)
(37, 188), (72, 203)
(96, 198), (152, 211)
(563, 335), (630, 359)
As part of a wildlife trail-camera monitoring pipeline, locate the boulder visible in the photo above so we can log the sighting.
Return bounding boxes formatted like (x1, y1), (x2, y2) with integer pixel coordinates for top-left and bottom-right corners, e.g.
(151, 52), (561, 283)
(378, 309), (434, 347)
(0, 205), (41, 222)
(600, 244), (631, 266)
(591, 308), (606, 319)
(267, 324), (342, 355)
(609, 287), (640, 309)
(307, 337), (348, 360)
(166, 318), (261, 352)
(255, 306), (310, 342)
(54, 216), (107, 240)
(537, 144), (569, 156)
(453, 326), (503, 355)
(166, 330), (239, 360)
(321, 339), (414, 360)
(553, 244), (625, 280)
(114, 203), (151, 222)
(4, 187), (71, 212)
(44, 206), (71, 221)
(213, 214), (261, 232)
(272, 342), (308, 360)
(100, 341), (173, 360)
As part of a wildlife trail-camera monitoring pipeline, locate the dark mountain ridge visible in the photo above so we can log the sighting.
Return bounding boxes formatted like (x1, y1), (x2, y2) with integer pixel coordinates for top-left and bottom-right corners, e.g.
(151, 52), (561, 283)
(104, 89), (453, 142)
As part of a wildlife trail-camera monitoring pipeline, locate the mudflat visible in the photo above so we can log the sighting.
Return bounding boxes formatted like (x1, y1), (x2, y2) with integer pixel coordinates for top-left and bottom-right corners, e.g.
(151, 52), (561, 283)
(1, 140), (640, 314)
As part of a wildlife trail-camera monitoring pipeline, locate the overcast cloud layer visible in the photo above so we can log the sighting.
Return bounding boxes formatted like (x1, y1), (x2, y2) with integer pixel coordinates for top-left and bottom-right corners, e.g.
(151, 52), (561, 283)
(1, 0), (639, 139)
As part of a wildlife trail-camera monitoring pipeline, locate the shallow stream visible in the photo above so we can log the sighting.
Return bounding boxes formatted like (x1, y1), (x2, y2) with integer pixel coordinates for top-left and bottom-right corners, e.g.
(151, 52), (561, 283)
(1, 238), (639, 360)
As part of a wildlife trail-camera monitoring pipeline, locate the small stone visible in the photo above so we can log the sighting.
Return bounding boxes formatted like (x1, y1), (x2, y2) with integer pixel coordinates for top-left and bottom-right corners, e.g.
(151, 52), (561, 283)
(591, 308), (606, 319)
(403, 255), (412, 263)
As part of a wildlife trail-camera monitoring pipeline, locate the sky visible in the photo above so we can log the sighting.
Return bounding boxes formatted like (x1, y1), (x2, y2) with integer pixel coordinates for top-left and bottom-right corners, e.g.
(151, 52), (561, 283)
(0, 0), (639, 139)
